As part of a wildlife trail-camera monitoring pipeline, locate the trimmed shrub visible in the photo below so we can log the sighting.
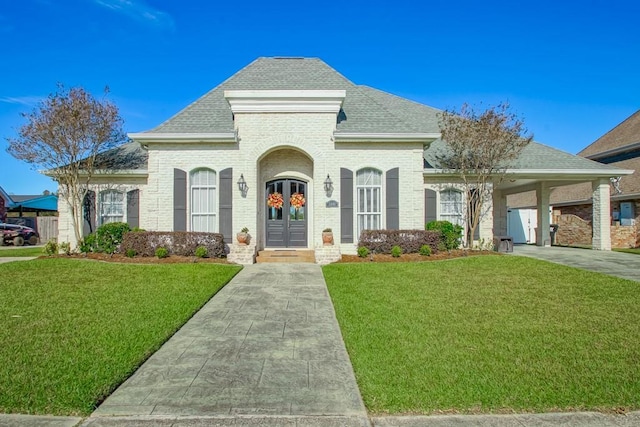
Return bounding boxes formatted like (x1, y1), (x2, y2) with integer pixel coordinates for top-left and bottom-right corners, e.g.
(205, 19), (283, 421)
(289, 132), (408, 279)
(357, 246), (370, 258)
(391, 245), (402, 257)
(121, 231), (226, 258)
(358, 229), (440, 254)
(95, 222), (131, 254)
(419, 244), (432, 256)
(125, 248), (137, 258)
(59, 242), (72, 255)
(426, 220), (463, 250)
(155, 247), (168, 259)
(79, 233), (97, 253)
(195, 245), (208, 258)
(43, 239), (58, 256)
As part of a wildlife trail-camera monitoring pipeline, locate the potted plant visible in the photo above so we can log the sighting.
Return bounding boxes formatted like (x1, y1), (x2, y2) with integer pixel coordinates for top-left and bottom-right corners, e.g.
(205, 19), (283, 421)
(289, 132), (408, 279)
(237, 227), (250, 245)
(322, 228), (333, 245)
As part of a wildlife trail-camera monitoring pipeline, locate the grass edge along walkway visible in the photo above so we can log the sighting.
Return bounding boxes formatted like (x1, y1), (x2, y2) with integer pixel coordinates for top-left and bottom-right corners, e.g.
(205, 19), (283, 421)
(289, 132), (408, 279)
(323, 255), (640, 415)
(0, 246), (44, 257)
(0, 258), (241, 416)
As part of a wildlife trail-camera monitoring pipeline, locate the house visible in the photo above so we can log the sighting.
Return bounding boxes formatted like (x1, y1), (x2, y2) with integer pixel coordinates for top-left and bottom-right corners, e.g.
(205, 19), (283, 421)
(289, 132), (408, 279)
(54, 57), (630, 263)
(509, 110), (640, 248)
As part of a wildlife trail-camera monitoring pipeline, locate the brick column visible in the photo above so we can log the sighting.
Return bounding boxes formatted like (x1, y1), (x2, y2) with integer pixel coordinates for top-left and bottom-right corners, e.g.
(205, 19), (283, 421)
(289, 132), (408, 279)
(492, 189), (507, 237)
(536, 182), (551, 246)
(592, 178), (611, 251)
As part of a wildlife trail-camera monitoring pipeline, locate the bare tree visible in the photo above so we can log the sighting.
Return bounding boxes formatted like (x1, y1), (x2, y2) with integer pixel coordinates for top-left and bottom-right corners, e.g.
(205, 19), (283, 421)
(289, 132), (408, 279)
(437, 102), (533, 247)
(6, 84), (126, 246)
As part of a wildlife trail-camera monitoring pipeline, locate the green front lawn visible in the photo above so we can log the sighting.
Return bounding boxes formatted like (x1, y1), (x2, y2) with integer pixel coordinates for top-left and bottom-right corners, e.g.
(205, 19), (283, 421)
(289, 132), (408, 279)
(323, 256), (640, 414)
(0, 246), (44, 257)
(614, 248), (640, 255)
(0, 258), (241, 415)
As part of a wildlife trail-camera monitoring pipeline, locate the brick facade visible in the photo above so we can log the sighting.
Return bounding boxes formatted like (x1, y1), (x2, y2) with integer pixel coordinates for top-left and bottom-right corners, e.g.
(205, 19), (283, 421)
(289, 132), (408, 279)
(553, 199), (640, 248)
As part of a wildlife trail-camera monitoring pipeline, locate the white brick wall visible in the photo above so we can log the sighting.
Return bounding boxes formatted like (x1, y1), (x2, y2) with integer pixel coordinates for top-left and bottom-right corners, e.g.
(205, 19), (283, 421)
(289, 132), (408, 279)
(57, 178), (147, 248)
(143, 112), (427, 255)
(61, 112), (488, 255)
(424, 178), (495, 246)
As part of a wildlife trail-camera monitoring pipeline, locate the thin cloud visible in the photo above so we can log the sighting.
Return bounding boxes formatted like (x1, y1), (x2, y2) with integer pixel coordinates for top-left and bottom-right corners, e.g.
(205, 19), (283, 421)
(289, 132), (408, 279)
(94, 0), (175, 30)
(0, 96), (43, 107)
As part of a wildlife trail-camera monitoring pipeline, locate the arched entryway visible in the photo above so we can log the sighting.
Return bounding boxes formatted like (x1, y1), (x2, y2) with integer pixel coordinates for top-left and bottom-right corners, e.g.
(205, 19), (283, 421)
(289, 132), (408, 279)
(258, 147), (314, 249)
(265, 179), (307, 247)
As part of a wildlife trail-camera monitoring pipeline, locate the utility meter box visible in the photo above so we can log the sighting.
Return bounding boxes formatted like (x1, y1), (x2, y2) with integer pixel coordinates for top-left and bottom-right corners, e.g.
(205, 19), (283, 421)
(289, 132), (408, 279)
(620, 202), (635, 220)
(620, 202), (635, 226)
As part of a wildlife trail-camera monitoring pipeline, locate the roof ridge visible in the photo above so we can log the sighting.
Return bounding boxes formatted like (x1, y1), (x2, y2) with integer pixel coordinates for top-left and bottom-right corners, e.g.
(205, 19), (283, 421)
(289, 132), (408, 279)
(147, 58), (264, 133)
(354, 85), (426, 133)
(360, 85), (443, 113)
(578, 109), (640, 156)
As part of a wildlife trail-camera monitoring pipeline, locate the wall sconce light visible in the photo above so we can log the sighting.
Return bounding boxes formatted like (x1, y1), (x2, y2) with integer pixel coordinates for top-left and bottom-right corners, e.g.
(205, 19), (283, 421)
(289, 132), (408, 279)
(237, 174), (248, 196)
(324, 174), (333, 197)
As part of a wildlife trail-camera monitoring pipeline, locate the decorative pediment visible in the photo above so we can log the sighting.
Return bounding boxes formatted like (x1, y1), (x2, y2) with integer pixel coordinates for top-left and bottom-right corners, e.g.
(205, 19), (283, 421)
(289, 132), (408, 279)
(224, 90), (346, 114)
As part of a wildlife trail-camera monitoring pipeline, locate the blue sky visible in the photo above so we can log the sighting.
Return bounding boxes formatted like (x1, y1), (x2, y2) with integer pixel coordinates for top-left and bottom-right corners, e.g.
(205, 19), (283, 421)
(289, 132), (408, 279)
(1, 0), (638, 195)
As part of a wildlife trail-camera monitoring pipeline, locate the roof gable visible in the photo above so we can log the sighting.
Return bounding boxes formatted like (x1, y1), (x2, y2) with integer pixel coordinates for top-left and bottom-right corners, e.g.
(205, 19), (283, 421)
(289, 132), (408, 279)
(144, 57), (441, 135)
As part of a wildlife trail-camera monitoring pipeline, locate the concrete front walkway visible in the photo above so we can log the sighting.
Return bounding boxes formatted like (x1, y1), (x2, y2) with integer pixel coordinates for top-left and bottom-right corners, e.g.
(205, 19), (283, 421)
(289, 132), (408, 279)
(513, 244), (640, 282)
(85, 263), (368, 426)
(0, 257), (37, 264)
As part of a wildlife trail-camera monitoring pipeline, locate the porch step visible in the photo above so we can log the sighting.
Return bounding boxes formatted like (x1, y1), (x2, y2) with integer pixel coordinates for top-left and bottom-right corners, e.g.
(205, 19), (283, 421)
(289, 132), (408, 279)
(256, 250), (316, 263)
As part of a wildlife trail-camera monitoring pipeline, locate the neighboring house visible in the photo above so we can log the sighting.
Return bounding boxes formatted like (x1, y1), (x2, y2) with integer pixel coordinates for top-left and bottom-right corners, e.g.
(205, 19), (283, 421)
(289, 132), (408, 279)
(53, 57), (629, 263)
(0, 186), (10, 222)
(0, 187), (59, 241)
(508, 110), (640, 248)
(0, 187), (58, 218)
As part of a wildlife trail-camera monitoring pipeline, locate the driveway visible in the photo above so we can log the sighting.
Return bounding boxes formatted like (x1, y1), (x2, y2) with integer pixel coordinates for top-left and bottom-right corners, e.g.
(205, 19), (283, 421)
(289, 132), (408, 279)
(512, 244), (640, 282)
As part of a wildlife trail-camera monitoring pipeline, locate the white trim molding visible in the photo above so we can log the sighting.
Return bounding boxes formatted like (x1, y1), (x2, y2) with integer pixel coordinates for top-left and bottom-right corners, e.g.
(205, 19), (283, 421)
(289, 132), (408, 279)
(424, 168), (634, 178)
(224, 90), (346, 114)
(128, 132), (237, 144)
(335, 132), (440, 143)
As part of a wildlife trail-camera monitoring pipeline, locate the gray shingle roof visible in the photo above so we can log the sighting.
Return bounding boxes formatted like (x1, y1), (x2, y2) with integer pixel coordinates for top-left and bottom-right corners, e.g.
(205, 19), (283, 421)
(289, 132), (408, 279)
(132, 56), (627, 177)
(424, 138), (626, 172)
(145, 57), (442, 135)
(94, 141), (148, 171)
(579, 109), (640, 158)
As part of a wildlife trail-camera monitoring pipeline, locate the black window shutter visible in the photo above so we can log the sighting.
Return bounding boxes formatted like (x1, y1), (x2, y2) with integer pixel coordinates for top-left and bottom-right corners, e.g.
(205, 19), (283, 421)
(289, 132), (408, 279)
(425, 189), (437, 225)
(83, 190), (96, 236)
(219, 168), (233, 243)
(127, 190), (140, 229)
(340, 168), (354, 243)
(173, 168), (187, 231)
(386, 167), (399, 229)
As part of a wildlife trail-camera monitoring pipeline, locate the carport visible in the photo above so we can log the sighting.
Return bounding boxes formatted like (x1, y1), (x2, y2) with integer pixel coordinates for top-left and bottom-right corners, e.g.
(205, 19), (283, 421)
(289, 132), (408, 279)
(495, 170), (632, 250)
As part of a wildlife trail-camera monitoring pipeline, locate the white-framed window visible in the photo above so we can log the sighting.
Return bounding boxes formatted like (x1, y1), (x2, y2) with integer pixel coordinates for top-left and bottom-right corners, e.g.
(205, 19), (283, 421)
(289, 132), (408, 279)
(190, 168), (217, 232)
(356, 168), (382, 237)
(99, 190), (124, 224)
(440, 188), (464, 227)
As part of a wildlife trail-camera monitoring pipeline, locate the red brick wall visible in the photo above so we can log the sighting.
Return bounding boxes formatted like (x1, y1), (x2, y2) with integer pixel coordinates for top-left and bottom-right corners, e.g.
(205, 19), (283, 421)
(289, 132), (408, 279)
(554, 214), (592, 246)
(612, 224), (638, 248)
(553, 200), (640, 248)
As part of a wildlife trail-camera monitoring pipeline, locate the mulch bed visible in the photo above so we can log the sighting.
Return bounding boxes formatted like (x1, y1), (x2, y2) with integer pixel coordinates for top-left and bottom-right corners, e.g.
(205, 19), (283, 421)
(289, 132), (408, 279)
(338, 249), (501, 263)
(53, 252), (232, 264)
(47, 249), (500, 264)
